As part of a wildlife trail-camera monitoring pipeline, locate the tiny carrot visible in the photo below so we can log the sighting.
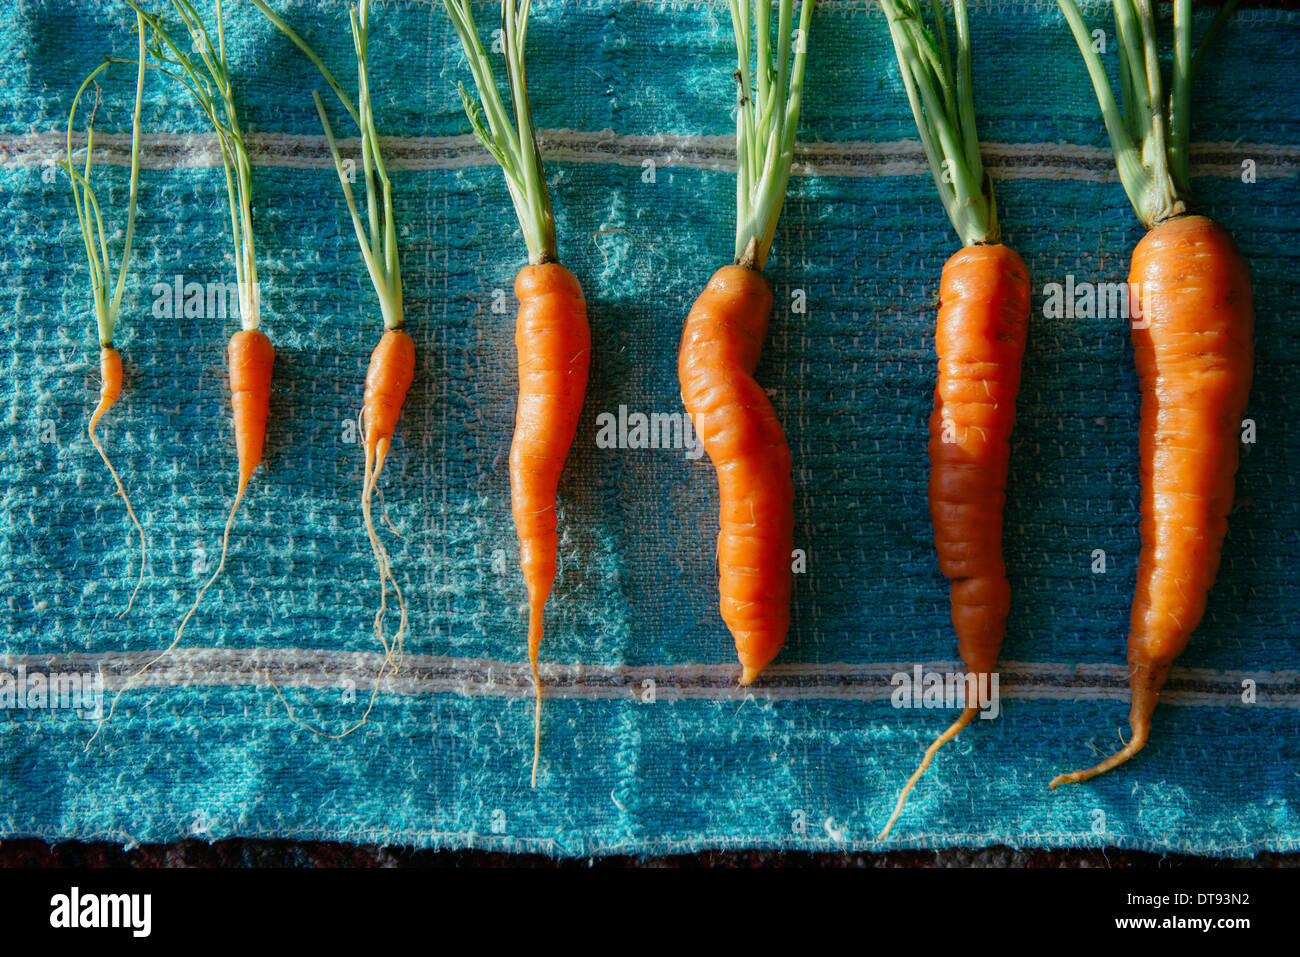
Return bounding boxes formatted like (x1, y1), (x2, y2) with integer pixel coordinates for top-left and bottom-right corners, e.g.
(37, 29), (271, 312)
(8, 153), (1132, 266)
(875, 0), (1030, 839)
(172, 327), (276, 646)
(680, 0), (815, 686)
(257, 0), (417, 722)
(1050, 0), (1254, 786)
(447, 0), (590, 785)
(65, 20), (149, 616)
(360, 328), (415, 661)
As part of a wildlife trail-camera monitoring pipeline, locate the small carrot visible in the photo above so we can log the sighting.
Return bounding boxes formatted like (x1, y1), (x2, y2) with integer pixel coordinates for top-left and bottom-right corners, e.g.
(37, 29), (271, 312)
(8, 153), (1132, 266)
(446, 0), (590, 785)
(174, 328), (275, 646)
(679, 0), (815, 687)
(65, 20), (149, 616)
(876, 0), (1029, 839)
(1050, 0), (1253, 786)
(256, 0), (416, 724)
(94, 2), (272, 743)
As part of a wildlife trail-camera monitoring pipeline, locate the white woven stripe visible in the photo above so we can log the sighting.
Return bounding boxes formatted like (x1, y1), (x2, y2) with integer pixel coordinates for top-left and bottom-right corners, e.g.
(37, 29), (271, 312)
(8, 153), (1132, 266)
(3, 649), (1294, 707)
(3, 128), (1296, 180)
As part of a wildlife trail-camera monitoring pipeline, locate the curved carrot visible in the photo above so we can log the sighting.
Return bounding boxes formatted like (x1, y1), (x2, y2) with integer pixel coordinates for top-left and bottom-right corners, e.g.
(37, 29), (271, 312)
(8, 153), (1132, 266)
(879, 244), (1030, 837)
(87, 346), (147, 616)
(679, 264), (793, 686)
(510, 262), (590, 786)
(1051, 215), (1252, 787)
(66, 25), (148, 619)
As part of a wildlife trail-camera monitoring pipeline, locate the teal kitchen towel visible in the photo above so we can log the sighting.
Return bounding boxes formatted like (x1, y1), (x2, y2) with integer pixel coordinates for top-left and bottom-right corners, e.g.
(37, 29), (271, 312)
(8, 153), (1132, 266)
(0, 0), (1297, 856)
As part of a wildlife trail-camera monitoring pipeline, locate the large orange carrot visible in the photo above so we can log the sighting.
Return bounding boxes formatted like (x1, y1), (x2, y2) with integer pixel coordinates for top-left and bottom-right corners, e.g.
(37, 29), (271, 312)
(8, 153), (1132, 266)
(66, 28), (148, 616)
(878, 244), (1029, 837)
(929, 245), (1030, 685)
(228, 330), (276, 496)
(679, 265), (792, 685)
(1051, 0), (1253, 786)
(1051, 215), (1252, 786)
(680, 0), (814, 686)
(511, 263), (590, 781)
(446, 0), (590, 784)
(877, 0), (1028, 838)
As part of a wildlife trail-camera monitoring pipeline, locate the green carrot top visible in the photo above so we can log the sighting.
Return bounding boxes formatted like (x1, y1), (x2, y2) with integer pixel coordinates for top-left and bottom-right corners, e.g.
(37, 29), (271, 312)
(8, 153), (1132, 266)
(1056, 0), (1240, 229)
(445, 0), (557, 266)
(252, 0), (404, 330)
(731, 0), (816, 271)
(66, 13), (146, 349)
(880, 0), (997, 248)
(124, 0), (261, 330)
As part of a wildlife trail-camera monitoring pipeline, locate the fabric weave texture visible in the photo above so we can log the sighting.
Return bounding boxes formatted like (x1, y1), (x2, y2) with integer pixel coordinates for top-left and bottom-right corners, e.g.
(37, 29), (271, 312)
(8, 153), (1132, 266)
(0, 0), (1297, 857)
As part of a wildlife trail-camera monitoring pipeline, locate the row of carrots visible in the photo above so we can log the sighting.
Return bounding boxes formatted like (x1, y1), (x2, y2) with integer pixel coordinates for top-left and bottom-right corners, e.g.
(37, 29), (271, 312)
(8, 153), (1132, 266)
(66, 1), (1255, 836)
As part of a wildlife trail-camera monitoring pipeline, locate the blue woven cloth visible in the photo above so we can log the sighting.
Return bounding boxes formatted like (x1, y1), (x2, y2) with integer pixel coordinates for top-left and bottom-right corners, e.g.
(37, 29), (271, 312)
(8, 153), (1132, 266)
(1, 0), (1297, 856)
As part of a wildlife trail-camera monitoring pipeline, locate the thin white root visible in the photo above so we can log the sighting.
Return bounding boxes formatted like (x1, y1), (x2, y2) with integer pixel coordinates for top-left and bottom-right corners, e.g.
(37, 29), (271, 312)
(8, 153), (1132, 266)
(529, 603), (543, 788)
(262, 439), (405, 741)
(877, 707), (978, 840)
(88, 418), (147, 618)
(87, 481), (247, 750)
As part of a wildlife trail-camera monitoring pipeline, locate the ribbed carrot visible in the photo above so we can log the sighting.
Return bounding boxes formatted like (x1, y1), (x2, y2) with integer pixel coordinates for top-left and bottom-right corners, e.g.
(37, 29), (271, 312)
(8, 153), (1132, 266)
(1051, 0), (1253, 786)
(256, 0), (416, 729)
(679, 265), (791, 684)
(876, 0), (1029, 839)
(447, 0), (590, 784)
(65, 23), (148, 616)
(94, 2), (272, 743)
(679, 0), (814, 687)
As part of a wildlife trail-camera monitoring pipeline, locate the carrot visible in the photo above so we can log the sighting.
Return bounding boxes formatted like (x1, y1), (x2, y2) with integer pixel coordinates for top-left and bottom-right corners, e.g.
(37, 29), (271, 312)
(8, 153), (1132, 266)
(511, 263), (590, 761)
(876, 0), (1029, 839)
(174, 327), (275, 647)
(359, 328), (415, 667)
(1050, 0), (1253, 786)
(1051, 213), (1252, 786)
(678, 0), (814, 687)
(65, 23), (149, 616)
(256, 0), (416, 731)
(446, 0), (590, 784)
(679, 265), (792, 684)
(93, 2), (272, 744)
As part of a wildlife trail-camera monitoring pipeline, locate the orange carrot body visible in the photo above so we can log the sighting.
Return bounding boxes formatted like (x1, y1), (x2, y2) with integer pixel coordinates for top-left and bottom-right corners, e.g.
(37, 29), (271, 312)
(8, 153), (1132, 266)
(678, 264), (793, 686)
(930, 244), (1030, 679)
(1052, 215), (1254, 787)
(510, 262), (590, 783)
(363, 329), (416, 474)
(228, 329), (275, 495)
(90, 346), (123, 433)
(878, 244), (1029, 838)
